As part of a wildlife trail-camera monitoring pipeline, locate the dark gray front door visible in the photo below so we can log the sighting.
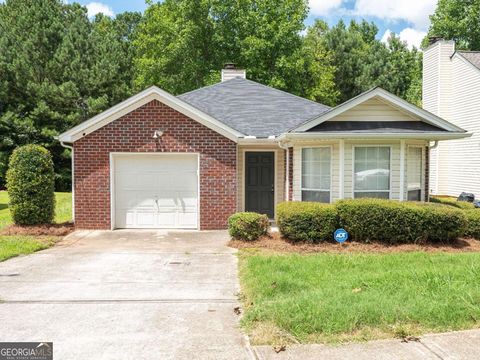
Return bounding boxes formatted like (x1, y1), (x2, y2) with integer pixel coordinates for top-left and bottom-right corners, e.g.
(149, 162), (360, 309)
(245, 152), (275, 218)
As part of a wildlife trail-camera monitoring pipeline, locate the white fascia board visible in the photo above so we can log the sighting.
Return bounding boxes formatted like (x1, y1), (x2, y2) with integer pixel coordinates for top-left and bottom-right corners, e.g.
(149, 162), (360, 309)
(57, 86), (243, 143)
(278, 132), (472, 141)
(292, 88), (465, 133)
(237, 137), (278, 145)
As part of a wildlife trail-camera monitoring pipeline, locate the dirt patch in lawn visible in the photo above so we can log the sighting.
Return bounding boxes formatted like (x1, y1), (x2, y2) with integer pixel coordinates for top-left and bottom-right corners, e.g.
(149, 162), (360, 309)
(0, 223), (74, 237)
(229, 232), (480, 254)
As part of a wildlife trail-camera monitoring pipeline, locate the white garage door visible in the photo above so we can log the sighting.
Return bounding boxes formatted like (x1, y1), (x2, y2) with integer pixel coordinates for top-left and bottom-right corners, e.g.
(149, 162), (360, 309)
(113, 154), (198, 229)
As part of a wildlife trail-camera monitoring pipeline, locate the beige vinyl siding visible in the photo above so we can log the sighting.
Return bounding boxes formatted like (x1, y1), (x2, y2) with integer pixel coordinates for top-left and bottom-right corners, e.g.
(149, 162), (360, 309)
(423, 40), (480, 197)
(444, 55), (480, 196)
(236, 145), (285, 213)
(292, 140), (427, 202)
(332, 97), (420, 122)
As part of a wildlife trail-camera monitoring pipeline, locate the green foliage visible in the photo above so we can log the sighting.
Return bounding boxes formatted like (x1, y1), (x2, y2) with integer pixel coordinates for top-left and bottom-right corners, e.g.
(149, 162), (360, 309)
(228, 212), (270, 241)
(336, 199), (466, 244)
(6, 145), (55, 225)
(0, 0), (140, 189)
(464, 210), (480, 239)
(426, 0), (480, 50)
(324, 20), (423, 104)
(430, 196), (476, 210)
(276, 201), (338, 242)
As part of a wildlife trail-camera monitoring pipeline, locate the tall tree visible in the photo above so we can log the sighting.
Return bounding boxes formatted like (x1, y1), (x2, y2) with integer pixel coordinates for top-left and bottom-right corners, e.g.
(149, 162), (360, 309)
(0, 0), (139, 189)
(426, 0), (480, 50)
(133, 0), (310, 95)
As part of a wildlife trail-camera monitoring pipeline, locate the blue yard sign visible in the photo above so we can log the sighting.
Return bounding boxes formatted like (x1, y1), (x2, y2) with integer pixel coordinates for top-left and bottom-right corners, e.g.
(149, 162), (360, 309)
(334, 228), (348, 243)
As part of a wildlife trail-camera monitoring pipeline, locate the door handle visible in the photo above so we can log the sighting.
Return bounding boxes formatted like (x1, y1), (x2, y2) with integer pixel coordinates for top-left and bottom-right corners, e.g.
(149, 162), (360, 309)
(154, 196), (159, 211)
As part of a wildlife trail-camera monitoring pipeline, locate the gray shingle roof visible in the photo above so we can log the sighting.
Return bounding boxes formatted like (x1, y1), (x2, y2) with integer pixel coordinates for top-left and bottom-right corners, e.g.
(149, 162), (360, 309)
(307, 121), (448, 133)
(458, 51), (480, 70)
(178, 78), (330, 137)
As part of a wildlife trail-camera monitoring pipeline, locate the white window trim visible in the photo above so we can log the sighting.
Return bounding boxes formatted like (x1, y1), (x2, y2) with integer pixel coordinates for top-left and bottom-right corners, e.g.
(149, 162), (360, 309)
(300, 145), (333, 203)
(407, 145), (425, 201)
(352, 145), (393, 199)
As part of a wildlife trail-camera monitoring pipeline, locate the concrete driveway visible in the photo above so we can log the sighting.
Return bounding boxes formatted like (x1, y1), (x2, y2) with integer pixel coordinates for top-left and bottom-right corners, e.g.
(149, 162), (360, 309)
(0, 230), (253, 360)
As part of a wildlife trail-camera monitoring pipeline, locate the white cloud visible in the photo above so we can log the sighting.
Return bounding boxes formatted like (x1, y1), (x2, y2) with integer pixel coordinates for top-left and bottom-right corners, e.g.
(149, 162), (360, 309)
(86, 2), (114, 18)
(381, 28), (427, 49)
(354, 0), (437, 30)
(309, 0), (344, 16)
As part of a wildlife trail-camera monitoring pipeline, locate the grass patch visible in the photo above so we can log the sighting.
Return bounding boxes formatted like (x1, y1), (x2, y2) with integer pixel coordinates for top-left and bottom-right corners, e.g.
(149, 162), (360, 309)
(239, 251), (480, 344)
(0, 191), (72, 229)
(0, 191), (71, 261)
(0, 236), (57, 262)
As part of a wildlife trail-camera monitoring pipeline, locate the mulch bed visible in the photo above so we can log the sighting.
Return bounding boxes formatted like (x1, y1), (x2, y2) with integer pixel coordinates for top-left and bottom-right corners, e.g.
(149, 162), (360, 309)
(0, 223), (74, 237)
(229, 232), (480, 254)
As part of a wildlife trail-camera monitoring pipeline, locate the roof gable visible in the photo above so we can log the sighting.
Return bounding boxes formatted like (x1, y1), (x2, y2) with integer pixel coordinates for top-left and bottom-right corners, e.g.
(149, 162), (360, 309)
(456, 51), (480, 71)
(57, 86), (244, 143)
(292, 87), (466, 133)
(178, 78), (330, 137)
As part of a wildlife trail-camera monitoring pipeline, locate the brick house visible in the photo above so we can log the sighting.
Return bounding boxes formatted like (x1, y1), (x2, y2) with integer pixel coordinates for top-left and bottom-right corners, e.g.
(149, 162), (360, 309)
(58, 67), (469, 230)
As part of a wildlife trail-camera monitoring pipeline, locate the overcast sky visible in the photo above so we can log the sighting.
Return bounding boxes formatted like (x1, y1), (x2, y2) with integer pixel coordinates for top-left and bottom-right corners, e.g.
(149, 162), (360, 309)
(75, 0), (438, 49)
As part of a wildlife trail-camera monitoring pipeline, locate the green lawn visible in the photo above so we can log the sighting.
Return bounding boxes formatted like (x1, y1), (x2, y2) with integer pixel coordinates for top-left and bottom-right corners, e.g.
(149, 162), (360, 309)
(0, 191), (72, 261)
(239, 251), (480, 344)
(0, 236), (56, 262)
(0, 191), (72, 229)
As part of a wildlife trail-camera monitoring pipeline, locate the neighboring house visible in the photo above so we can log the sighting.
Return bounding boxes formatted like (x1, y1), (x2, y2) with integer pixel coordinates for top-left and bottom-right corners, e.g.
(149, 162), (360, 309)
(58, 67), (468, 230)
(423, 39), (480, 198)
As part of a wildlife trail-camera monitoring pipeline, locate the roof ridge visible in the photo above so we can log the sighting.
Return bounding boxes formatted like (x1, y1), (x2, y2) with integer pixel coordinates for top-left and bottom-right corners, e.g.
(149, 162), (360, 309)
(457, 50), (480, 53)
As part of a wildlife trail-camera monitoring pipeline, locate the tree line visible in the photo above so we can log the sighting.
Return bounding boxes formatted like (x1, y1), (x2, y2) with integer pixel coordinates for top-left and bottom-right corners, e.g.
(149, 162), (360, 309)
(0, 0), (476, 190)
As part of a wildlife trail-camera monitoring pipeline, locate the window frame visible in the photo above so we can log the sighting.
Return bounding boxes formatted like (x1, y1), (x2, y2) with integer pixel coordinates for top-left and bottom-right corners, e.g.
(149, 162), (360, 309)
(407, 145), (424, 201)
(352, 145), (392, 199)
(300, 145), (333, 203)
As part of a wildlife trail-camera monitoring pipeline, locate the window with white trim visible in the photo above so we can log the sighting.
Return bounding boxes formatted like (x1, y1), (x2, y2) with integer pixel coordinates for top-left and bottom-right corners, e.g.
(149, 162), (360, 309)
(407, 147), (422, 201)
(301, 147), (331, 203)
(354, 146), (390, 199)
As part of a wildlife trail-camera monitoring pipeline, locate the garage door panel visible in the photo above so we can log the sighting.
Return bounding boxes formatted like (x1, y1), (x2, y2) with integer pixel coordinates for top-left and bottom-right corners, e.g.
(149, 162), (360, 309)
(113, 154), (198, 229)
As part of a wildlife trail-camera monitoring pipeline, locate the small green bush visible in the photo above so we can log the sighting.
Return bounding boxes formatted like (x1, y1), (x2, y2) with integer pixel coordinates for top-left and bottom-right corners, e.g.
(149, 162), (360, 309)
(6, 145), (56, 225)
(337, 199), (466, 244)
(228, 212), (269, 241)
(276, 201), (338, 242)
(430, 196), (475, 210)
(464, 210), (480, 239)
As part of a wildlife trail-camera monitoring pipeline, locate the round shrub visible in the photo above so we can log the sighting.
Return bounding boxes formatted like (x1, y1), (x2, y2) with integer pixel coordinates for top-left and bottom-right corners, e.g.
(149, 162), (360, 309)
(337, 199), (466, 244)
(6, 145), (56, 225)
(228, 212), (269, 241)
(464, 210), (480, 239)
(276, 201), (338, 242)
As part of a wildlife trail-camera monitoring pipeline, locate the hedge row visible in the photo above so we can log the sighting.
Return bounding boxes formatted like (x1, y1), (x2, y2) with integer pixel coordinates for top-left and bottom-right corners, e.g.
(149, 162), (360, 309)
(430, 196), (475, 210)
(275, 199), (468, 244)
(228, 212), (269, 241)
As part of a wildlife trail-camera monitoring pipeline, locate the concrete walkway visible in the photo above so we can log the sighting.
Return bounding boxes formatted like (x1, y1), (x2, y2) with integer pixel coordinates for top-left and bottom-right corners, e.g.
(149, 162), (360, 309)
(254, 329), (480, 359)
(0, 230), (253, 360)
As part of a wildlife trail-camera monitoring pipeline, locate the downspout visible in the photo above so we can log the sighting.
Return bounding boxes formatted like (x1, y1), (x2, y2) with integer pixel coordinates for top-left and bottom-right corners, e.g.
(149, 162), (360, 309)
(60, 142), (74, 220)
(278, 140), (290, 201)
(429, 141), (439, 195)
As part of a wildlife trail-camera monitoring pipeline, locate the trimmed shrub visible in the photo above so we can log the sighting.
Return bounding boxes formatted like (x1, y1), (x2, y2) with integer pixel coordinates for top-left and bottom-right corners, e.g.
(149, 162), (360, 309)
(276, 201), (338, 242)
(430, 196), (475, 210)
(6, 145), (55, 225)
(337, 199), (466, 244)
(228, 212), (269, 241)
(464, 210), (480, 239)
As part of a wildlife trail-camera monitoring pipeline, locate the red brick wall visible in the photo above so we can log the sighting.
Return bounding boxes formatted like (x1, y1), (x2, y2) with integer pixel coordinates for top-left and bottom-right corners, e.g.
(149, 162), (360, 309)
(288, 147), (293, 201)
(73, 99), (237, 230)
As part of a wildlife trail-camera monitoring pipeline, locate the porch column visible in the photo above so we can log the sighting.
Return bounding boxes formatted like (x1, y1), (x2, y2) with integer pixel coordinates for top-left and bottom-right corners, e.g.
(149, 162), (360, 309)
(399, 140), (406, 201)
(339, 139), (345, 199)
